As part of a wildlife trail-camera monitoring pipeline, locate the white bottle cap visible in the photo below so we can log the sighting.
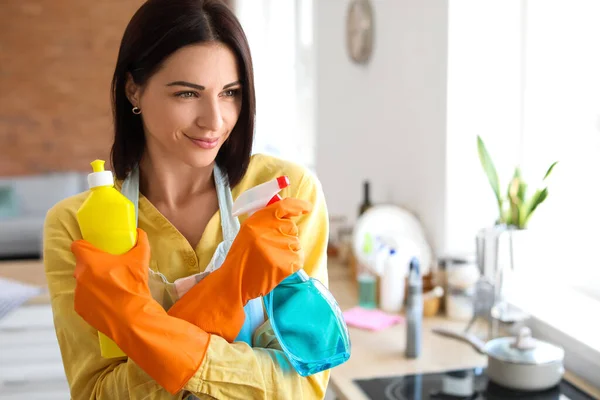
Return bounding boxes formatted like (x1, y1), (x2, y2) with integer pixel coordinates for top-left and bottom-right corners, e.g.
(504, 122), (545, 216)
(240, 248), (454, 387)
(87, 160), (114, 189)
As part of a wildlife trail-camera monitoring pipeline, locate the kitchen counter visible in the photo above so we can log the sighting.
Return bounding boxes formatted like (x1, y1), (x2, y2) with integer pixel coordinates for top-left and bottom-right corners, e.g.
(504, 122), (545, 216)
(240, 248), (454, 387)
(325, 258), (600, 400)
(1, 258), (599, 399)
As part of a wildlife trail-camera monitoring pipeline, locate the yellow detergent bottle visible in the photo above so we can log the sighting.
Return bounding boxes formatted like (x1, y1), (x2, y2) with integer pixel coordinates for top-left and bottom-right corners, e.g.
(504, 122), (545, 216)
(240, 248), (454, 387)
(76, 159), (137, 358)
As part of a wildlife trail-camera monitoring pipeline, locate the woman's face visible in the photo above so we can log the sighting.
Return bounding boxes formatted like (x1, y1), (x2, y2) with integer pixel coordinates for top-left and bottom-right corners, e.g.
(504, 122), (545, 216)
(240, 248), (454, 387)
(127, 42), (243, 169)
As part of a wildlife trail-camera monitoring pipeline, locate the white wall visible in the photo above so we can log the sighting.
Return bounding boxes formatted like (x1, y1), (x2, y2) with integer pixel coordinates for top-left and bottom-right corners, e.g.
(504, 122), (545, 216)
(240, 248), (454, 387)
(239, 0), (526, 259)
(315, 0), (449, 254)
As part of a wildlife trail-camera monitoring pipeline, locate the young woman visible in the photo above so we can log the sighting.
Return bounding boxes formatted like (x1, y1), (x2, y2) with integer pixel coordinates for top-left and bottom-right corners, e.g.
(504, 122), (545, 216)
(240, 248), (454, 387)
(43, 0), (330, 398)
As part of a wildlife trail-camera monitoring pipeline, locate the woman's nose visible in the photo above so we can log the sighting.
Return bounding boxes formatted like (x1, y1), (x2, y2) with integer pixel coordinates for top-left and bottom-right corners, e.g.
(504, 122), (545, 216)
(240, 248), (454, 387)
(197, 98), (224, 132)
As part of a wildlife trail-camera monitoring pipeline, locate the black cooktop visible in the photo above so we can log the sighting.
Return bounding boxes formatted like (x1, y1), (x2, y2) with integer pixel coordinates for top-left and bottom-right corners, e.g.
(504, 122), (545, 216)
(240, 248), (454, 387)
(354, 368), (597, 400)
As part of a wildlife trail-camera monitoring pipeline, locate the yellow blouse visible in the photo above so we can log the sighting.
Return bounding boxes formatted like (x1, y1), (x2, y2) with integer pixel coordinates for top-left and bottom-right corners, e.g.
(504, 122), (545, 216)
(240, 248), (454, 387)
(43, 153), (330, 399)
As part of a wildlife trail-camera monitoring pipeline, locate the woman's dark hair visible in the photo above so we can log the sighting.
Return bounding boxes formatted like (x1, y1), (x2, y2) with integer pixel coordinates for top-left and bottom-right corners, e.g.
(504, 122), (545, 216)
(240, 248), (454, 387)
(110, 0), (255, 187)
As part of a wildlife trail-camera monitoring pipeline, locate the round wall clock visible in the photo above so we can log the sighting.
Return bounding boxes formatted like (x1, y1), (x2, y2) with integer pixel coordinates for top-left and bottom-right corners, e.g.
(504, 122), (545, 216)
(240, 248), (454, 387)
(346, 0), (375, 64)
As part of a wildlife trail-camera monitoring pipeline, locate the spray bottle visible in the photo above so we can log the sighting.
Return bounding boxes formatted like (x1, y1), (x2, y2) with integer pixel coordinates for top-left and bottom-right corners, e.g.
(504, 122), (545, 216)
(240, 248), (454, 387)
(232, 177), (351, 376)
(231, 176), (289, 217)
(405, 257), (422, 358)
(76, 160), (137, 358)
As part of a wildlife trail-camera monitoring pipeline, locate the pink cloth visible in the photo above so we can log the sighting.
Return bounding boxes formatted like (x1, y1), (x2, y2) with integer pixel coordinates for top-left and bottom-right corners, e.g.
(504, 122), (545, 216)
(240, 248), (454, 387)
(342, 307), (404, 331)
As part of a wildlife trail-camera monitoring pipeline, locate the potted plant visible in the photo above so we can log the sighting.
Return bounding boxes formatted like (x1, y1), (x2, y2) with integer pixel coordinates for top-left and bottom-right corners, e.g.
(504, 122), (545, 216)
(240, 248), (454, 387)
(476, 135), (557, 230)
(476, 135), (558, 323)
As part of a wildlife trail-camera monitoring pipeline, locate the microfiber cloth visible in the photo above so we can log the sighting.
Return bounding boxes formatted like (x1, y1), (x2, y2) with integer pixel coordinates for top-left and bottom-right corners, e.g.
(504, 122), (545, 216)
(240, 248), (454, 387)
(342, 306), (404, 331)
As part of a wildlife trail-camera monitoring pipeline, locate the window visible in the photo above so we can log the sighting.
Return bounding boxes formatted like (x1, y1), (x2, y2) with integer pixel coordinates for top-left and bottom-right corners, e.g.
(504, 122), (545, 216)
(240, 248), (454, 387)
(235, 0), (316, 170)
(520, 0), (600, 299)
(447, 3), (600, 386)
(446, 0), (600, 300)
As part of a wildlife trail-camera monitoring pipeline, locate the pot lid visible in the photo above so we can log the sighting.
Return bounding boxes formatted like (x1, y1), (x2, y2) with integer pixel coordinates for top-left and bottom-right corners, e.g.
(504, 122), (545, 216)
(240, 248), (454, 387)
(485, 327), (565, 365)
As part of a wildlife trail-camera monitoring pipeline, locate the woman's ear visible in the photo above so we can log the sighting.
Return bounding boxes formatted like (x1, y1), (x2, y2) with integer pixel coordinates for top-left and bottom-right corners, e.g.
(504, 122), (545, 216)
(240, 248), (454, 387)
(125, 73), (141, 107)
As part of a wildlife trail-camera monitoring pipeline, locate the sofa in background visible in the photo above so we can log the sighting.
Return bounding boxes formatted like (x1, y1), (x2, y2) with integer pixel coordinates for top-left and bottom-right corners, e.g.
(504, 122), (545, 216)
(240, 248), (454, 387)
(0, 172), (87, 259)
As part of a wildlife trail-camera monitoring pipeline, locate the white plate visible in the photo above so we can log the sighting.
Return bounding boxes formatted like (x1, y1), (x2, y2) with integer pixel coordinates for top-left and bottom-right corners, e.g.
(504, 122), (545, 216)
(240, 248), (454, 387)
(352, 204), (434, 276)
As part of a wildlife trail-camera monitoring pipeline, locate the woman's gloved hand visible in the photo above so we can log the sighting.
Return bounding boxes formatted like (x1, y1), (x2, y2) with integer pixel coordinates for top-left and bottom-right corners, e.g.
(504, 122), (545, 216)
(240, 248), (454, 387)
(167, 197), (312, 342)
(71, 229), (210, 395)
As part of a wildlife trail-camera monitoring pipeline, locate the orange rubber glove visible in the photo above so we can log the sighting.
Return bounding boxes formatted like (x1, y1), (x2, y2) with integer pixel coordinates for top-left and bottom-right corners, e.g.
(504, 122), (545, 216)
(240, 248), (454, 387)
(71, 229), (210, 395)
(167, 197), (312, 342)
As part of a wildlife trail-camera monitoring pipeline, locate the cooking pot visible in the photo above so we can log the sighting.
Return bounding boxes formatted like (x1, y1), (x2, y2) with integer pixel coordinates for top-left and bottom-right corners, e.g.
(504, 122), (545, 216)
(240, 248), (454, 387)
(433, 326), (565, 391)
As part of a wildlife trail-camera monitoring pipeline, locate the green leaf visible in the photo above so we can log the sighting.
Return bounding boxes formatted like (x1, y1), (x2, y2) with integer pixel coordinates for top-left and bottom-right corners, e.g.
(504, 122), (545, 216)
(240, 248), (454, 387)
(521, 188), (549, 227)
(477, 136), (503, 219)
(518, 181), (527, 204)
(515, 181), (528, 228)
(509, 167), (528, 203)
(543, 161), (558, 180)
(507, 168), (522, 200)
(509, 201), (519, 228)
(500, 204), (510, 226)
(509, 191), (519, 228)
(506, 168), (526, 228)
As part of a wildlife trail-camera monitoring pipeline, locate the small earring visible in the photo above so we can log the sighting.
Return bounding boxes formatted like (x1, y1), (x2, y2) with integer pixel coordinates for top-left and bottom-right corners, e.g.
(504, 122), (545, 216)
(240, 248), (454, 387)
(132, 106), (141, 115)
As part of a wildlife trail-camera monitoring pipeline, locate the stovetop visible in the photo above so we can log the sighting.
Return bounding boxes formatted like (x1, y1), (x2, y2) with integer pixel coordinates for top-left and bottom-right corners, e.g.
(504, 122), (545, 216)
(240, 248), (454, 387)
(354, 368), (597, 400)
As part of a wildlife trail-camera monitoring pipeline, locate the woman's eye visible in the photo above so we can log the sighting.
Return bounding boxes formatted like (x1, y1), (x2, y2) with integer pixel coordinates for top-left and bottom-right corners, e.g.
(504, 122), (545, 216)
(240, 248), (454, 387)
(175, 91), (198, 98)
(222, 89), (240, 97)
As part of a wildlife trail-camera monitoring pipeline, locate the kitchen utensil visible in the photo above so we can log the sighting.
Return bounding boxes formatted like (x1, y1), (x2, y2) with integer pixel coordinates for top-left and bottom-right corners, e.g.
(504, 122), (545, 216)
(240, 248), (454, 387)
(353, 205), (433, 276)
(432, 326), (565, 391)
(464, 277), (495, 338)
(445, 260), (480, 322)
(423, 286), (443, 317)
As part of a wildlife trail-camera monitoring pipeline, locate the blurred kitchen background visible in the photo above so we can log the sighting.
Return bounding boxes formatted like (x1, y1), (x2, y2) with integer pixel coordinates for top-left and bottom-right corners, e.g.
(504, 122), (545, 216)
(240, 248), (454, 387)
(1, 1), (600, 399)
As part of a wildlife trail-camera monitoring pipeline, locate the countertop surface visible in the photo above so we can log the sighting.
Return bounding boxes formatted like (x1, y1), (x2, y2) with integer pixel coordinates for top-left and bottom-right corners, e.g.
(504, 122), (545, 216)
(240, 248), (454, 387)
(1, 257), (599, 399)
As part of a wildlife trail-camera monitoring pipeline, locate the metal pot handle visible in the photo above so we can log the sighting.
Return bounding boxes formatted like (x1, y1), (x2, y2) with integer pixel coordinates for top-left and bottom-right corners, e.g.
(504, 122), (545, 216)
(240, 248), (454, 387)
(431, 327), (487, 355)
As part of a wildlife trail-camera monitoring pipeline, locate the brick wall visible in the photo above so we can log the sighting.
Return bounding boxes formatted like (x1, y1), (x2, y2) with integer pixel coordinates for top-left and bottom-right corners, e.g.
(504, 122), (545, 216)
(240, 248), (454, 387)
(0, 1), (145, 176)
(0, 0), (234, 177)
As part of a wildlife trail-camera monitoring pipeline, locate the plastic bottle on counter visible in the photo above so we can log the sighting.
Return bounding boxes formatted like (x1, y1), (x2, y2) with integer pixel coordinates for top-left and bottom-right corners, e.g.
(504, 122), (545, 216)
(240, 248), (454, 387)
(356, 233), (378, 309)
(370, 236), (390, 276)
(405, 257), (422, 358)
(379, 249), (408, 314)
(232, 177), (351, 377)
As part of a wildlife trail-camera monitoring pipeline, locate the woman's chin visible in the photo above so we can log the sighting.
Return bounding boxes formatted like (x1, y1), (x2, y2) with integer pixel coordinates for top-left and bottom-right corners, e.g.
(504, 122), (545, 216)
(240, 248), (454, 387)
(183, 149), (220, 169)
